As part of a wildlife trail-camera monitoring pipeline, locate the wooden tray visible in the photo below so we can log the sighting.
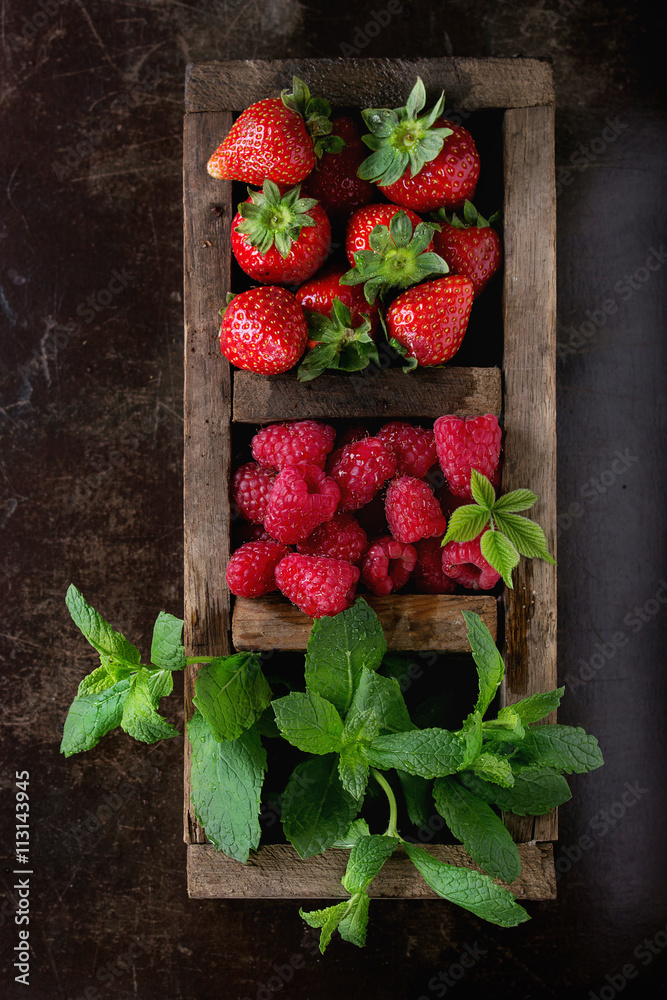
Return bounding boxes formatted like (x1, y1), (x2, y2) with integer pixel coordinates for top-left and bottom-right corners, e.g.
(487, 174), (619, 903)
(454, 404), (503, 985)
(183, 58), (556, 900)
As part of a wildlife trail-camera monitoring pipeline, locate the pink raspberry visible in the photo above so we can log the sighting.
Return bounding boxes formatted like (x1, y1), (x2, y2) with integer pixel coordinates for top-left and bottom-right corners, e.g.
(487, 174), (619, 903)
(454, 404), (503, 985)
(327, 437), (396, 512)
(225, 540), (291, 598)
(441, 531), (501, 590)
(264, 463), (340, 544)
(231, 462), (276, 524)
(377, 421), (437, 479)
(361, 536), (417, 596)
(275, 553), (360, 618)
(385, 476), (448, 544)
(297, 513), (368, 564)
(251, 420), (336, 471)
(434, 414), (502, 498)
(412, 537), (457, 594)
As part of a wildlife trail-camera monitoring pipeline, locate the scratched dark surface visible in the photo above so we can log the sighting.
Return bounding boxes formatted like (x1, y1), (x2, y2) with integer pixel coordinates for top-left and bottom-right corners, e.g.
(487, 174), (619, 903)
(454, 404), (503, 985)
(1, 1), (666, 998)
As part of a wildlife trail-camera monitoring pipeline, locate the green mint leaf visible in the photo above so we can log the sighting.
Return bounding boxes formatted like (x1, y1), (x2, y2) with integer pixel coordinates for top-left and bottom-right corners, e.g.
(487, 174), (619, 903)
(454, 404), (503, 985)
(254, 705), (281, 739)
(338, 893), (371, 948)
(281, 754), (359, 858)
(442, 504), (491, 545)
(433, 777), (521, 883)
(367, 729), (465, 779)
(150, 611), (186, 670)
(492, 489), (539, 513)
(76, 663), (117, 696)
(194, 653), (272, 743)
(272, 691), (344, 755)
(305, 598), (386, 715)
(460, 767), (572, 816)
(331, 818), (371, 848)
(517, 725), (604, 774)
(338, 744), (370, 800)
(121, 669), (179, 743)
(397, 771), (434, 832)
(347, 667), (414, 734)
(462, 611), (505, 717)
(300, 901), (351, 953)
(469, 752), (515, 787)
(479, 529), (520, 588)
(188, 711), (266, 862)
(405, 843), (530, 926)
(60, 678), (131, 756)
(470, 470), (496, 510)
(342, 834), (399, 894)
(503, 687), (565, 724)
(491, 512), (556, 564)
(460, 711), (484, 767)
(66, 584), (142, 671)
(489, 706), (526, 740)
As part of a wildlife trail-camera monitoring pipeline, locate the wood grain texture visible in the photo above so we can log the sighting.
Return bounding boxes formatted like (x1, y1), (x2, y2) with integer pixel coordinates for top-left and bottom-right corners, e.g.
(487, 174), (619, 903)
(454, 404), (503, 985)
(232, 367), (502, 423)
(232, 594), (497, 651)
(185, 58), (555, 113)
(500, 104), (557, 842)
(187, 842), (555, 899)
(183, 110), (234, 845)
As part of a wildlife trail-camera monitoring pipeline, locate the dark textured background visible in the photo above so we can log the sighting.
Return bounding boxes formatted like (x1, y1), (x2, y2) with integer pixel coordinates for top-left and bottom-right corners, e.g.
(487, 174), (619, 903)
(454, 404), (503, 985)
(1, 1), (666, 997)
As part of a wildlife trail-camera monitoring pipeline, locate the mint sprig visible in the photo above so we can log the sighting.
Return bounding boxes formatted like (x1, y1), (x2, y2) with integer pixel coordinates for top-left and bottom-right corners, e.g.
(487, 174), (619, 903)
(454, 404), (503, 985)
(442, 470), (556, 588)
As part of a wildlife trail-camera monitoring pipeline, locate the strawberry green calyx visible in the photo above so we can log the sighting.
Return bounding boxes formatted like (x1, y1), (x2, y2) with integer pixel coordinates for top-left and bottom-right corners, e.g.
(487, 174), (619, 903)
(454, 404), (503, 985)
(281, 76), (346, 157)
(357, 78), (453, 186)
(234, 180), (319, 259)
(297, 298), (379, 382)
(435, 200), (502, 230)
(341, 210), (448, 304)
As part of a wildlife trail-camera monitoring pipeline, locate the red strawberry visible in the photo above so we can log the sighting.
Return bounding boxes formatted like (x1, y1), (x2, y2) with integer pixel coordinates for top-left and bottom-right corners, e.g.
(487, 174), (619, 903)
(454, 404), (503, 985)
(345, 204), (426, 266)
(386, 275), (474, 368)
(301, 117), (376, 222)
(207, 77), (342, 187)
(296, 264), (380, 341)
(231, 181), (331, 285)
(219, 286), (308, 375)
(433, 202), (502, 298)
(358, 79), (479, 212)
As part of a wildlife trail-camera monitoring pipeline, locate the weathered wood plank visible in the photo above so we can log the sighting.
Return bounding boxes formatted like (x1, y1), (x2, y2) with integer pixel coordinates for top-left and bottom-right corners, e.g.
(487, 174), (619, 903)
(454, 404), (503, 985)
(500, 104), (557, 843)
(183, 110), (234, 845)
(232, 367), (502, 423)
(232, 594), (497, 652)
(185, 58), (555, 114)
(187, 842), (555, 900)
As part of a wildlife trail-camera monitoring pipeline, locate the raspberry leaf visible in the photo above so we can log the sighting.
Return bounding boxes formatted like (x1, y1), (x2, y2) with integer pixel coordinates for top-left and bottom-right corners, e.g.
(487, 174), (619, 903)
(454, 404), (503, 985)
(194, 653), (272, 743)
(491, 511), (557, 564)
(281, 754), (360, 858)
(60, 678), (131, 756)
(150, 611), (186, 671)
(492, 488), (539, 513)
(470, 468), (496, 510)
(442, 504), (491, 544)
(366, 729), (465, 779)
(188, 711), (266, 861)
(404, 844), (530, 926)
(433, 776), (522, 883)
(304, 598), (386, 715)
(479, 529), (520, 588)
(460, 767), (572, 816)
(272, 691), (344, 755)
(462, 610), (504, 717)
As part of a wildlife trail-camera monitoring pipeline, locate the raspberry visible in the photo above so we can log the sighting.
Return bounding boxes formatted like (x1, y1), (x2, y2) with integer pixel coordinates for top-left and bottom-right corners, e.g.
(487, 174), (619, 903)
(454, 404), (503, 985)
(264, 463), (340, 544)
(275, 553), (360, 618)
(441, 531), (501, 590)
(225, 541), (291, 598)
(434, 414), (502, 499)
(376, 421), (437, 479)
(412, 538), (456, 594)
(231, 462), (276, 524)
(327, 437), (396, 512)
(361, 536), (417, 596)
(297, 513), (368, 564)
(385, 476), (448, 544)
(251, 420), (336, 471)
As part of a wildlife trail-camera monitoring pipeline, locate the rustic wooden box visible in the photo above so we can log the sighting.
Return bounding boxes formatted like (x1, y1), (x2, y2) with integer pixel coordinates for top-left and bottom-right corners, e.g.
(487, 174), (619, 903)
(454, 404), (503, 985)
(183, 58), (557, 901)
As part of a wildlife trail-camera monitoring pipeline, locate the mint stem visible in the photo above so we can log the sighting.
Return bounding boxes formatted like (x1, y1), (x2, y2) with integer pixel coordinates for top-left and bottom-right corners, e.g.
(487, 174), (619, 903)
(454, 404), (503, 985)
(372, 768), (399, 839)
